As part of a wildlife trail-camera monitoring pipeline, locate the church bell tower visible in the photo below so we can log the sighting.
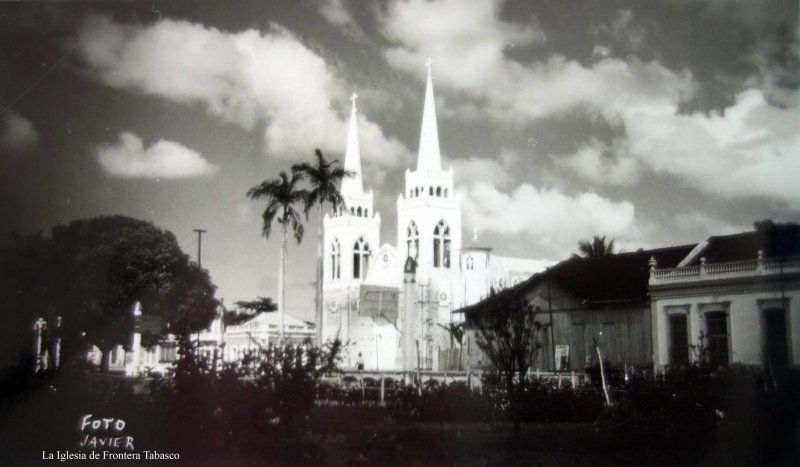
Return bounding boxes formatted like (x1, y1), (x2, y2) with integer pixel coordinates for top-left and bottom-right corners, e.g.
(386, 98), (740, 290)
(322, 93), (381, 346)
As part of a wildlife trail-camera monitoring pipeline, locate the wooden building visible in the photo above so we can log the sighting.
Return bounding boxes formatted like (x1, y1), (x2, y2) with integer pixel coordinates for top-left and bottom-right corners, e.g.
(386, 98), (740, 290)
(459, 245), (693, 372)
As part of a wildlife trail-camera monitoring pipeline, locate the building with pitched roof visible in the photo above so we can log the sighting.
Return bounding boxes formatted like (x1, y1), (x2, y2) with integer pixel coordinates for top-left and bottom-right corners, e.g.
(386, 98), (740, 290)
(459, 246), (693, 372)
(459, 223), (800, 373)
(650, 223), (800, 370)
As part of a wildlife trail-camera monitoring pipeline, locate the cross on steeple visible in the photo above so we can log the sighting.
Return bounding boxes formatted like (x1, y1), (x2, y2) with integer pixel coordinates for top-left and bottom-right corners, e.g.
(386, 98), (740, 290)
(426, 58), (434, 79)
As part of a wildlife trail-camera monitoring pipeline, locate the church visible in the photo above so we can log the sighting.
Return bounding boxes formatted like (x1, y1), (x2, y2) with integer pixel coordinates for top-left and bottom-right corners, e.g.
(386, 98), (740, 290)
(320, 62), (549, 372)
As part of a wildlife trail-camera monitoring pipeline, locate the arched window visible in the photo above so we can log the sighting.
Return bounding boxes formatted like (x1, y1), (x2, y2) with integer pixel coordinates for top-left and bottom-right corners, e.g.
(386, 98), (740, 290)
(357, 207), (362, 217)
(444, 188), (448, 197)
(406, 221), (419, 260)
(330, 239), (340, 280)
(466, 255), (474, 270)
(353, 237), (370, 279)
(350, 207), (355, 215)
(436, 187), (441, 197)
(433, 220), (451, 268)
(429, 187), (433, 196)
(414, 187), (419, 197)
(364, 208), (368, 217)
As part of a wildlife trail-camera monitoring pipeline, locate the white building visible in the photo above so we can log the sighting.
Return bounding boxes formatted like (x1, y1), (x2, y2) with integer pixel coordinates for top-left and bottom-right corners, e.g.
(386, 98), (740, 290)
(321, 63), (549, 371)
(650, 225), (800, 370)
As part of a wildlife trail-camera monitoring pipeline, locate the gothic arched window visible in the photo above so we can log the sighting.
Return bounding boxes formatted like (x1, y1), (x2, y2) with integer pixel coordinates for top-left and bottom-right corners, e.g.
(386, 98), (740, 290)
(353, 237), (370, 279)
(436, 187), (442, 197)
(429, 187), (433, 196)
(444, 188), (448, 197)
(357, 207), (362, 217)
(364, 208), (368, 217)
(406, 221), (419, 260)
(330, 239), (340, 280)
(433, 220), (451, 268)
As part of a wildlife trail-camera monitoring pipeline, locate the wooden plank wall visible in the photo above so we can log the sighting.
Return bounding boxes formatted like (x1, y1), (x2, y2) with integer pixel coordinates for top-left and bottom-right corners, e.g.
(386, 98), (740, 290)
(533, 305), (652, 371)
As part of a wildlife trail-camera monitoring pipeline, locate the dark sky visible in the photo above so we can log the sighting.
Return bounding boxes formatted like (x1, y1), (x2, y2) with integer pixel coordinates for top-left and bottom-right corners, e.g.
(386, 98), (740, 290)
(1, 0), (797, 321)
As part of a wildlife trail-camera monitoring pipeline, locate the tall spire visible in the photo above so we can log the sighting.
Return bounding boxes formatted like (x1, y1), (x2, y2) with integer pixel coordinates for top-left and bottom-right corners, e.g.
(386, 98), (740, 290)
(416, 58), (442, 173)
(341, 91), (364, 195)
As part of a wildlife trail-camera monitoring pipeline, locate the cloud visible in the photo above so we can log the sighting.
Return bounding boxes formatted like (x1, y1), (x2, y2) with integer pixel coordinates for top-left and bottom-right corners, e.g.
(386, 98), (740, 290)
(96, 132), (217, 179)
(76, 15), (409, 166)
(320, 0), (356, 26)
(381, 0), (693, 121)
(0, 111), (39, 151)
(380, 0), (799, 206)
(674, 211), (747, 237)
(382, 0), (541, 92)
(449, 153), (515, 188)
(623, 88), (800, 205)
(553, 138), (639, 186)
(592, 9), (645, 53)
(458, 180), (641, 258)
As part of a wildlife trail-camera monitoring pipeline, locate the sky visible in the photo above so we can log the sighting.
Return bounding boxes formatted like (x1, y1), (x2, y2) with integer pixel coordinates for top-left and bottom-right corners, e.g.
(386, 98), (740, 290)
(1, 0), (798, 321)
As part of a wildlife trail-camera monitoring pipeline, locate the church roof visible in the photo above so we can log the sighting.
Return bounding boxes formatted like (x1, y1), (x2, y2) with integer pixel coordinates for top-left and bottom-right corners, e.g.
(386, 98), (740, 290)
(341, 92), (364, 196)
(416, 59), (442, 174)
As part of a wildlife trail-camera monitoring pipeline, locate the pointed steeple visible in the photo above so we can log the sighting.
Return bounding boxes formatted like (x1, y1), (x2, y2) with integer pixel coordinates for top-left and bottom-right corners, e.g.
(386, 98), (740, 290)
(341, 91), (364, 196)
(416, 58), (442, 174)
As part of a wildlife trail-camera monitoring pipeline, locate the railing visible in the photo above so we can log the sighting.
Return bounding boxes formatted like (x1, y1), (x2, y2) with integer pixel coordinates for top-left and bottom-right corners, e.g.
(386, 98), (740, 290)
(651, 255), (800, 284)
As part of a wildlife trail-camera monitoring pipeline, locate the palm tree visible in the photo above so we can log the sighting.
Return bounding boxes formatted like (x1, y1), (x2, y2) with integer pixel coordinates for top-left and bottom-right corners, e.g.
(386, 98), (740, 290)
(292, 149), (352, 345)
(575, 235), (616, 258)
(247, 171), (307, 344)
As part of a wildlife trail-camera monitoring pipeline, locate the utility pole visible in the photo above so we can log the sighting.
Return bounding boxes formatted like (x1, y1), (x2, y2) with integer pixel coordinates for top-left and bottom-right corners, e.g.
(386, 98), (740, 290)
(193, 229), (207, 268)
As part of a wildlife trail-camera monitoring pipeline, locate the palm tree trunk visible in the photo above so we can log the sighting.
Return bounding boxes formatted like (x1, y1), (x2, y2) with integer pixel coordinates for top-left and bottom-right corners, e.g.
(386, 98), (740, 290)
(279, 224), (287, 345)
(316, 203), (324, 346)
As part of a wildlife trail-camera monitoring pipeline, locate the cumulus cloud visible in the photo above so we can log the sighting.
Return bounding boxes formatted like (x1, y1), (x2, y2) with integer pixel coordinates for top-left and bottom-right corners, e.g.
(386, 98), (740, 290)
(0, 111), (39, 151)
(76, 15), (409, 166)
(554, 138), (639, 186)
(592, 9), (645, 53)
(383, 0), (541, 92)
(674, 211), (747, 237)
(381, 0), (694, 122)
(320, 0), (356, 26)
(448, 153), (515, 187)
(458, 181), (641, 258)
(623, 88), (800, 204)
(380, 0), (799, 206)
(96, 132), (216, 179)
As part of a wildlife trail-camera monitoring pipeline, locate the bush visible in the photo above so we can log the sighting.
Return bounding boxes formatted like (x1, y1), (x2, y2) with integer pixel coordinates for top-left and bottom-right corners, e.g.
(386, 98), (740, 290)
(596, 363), (800, 463)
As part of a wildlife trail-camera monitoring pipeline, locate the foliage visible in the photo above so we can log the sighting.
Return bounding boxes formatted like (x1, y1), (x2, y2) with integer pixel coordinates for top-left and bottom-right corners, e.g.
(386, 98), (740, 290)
(247, 171), (308, 243)
(574, 235), (615, 258)
(596, 364), (800, 465)
(291, 148), (352, 218)
(221, 297), (277, 326)
(0, 216), (218, 372)
(150, 338), (343, 465)
(0, 232), (52, 368)
(466, 290), (546, 441)
(292, 148), (353, 344)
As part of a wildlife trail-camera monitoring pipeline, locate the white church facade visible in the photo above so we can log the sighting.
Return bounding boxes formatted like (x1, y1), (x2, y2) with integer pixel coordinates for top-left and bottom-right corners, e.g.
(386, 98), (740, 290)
(321, 63), (549, 372)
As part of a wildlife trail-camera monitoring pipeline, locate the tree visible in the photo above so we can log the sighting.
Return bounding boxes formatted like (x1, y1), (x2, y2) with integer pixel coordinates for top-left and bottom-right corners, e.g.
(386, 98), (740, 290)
(223, 297), (277, 327)
(247, 171), (308, 344)
(48, 216), (218, 371)
(0, 233), (53, 370)
(292, 149), (352, 345)
(466, 290), (545, 444)
(575, 235), (616, 258)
